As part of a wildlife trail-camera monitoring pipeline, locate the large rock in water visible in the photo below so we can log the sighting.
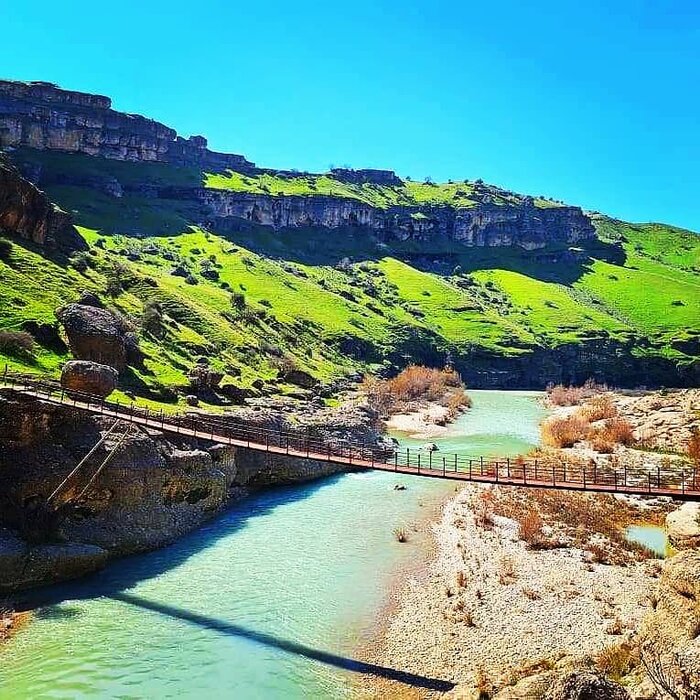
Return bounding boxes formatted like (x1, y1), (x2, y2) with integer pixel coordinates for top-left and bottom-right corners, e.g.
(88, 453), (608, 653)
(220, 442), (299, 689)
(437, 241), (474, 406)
(56, 300), (133, 370)
(543, 672), (630, 700)
(61, 360), (118, 397)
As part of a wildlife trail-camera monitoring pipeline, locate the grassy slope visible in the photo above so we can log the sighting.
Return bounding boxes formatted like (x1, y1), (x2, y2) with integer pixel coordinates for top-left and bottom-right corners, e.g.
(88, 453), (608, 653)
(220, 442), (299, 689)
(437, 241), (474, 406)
(1, 150), (698, 404)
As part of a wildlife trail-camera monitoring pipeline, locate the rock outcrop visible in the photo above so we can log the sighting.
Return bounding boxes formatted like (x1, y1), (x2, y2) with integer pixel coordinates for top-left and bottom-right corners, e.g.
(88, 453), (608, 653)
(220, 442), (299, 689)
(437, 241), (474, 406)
(0, 80), (253, 170)
(0, 391), (378, 590)
(61, 360), (119, 397)
(0, 79), (596, 251)
(0, 155), (85, 252)
(640, 550), (700, 697)
(200, 189), (594, 249)
(666, 502), (700, 549)
(56, 298), (137, 371)
(542, 672), (630, 700)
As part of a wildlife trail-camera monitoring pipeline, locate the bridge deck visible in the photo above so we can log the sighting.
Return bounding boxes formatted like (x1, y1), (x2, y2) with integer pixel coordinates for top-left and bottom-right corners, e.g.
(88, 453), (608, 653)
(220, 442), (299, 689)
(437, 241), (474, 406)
(2, 373), (698, 501)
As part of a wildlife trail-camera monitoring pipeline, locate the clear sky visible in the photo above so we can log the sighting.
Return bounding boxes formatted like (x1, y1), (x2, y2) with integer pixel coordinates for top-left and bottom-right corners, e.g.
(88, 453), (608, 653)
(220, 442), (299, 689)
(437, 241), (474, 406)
(3, 0), (699, 230)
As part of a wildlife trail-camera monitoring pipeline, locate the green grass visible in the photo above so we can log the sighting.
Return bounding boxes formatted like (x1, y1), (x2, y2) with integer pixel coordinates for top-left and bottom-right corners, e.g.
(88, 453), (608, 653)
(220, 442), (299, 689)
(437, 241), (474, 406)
(1, 151), (698, 405)
(203, 170), (561, 210)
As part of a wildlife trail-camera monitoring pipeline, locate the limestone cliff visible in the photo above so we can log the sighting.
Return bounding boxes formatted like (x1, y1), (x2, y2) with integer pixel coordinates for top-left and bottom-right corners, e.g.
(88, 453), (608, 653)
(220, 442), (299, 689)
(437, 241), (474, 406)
(0, 156), (85, 252)
(0, 79), (596, 250)
(0, 80), (254, 170)
(199, 189), (594, 248)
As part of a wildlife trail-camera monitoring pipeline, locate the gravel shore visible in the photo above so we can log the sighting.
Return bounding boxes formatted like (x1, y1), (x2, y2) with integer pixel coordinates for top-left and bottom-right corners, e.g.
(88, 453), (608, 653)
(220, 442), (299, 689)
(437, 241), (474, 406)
(360, 484), (661, 698)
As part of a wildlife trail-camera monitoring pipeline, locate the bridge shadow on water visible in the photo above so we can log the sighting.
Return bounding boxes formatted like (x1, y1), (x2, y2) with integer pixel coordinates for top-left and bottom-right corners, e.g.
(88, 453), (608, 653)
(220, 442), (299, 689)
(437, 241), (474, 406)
(18, 472), (455, 692)
(107, 592), (455, 692)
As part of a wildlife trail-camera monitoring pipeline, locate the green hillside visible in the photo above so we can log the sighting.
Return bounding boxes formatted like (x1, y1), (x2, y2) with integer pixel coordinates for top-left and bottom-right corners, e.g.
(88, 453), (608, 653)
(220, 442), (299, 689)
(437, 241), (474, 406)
(1, 149), (698, 408)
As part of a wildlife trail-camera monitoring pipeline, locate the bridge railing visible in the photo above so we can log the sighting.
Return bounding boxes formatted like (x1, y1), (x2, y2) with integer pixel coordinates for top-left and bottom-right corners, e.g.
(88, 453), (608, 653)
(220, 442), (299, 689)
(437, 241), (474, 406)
(2, 368), (697, 496)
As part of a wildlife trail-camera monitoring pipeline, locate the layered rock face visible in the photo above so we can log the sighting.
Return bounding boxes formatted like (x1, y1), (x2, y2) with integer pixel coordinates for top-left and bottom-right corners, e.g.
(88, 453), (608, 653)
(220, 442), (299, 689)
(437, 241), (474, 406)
(0, 80), (254, 170)
(0, 156), (85, 252)
(0, 79), (596, 250)
(200, 190), (594, 248)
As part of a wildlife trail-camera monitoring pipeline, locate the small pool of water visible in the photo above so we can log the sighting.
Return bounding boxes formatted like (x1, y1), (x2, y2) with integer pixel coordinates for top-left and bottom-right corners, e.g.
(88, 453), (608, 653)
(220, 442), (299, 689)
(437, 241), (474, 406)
(625, 524), (672, 558)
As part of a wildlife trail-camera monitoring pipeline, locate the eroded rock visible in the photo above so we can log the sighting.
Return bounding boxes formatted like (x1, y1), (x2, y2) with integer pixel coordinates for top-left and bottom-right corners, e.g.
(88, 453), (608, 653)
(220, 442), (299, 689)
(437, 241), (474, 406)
(61, 360), (118, 397)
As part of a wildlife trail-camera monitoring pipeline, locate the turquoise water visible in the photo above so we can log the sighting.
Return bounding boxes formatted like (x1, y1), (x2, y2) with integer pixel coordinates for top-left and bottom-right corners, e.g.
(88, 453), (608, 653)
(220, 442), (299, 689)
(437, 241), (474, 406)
(625, 524), (672, 558)
(0, 390), (545, 699)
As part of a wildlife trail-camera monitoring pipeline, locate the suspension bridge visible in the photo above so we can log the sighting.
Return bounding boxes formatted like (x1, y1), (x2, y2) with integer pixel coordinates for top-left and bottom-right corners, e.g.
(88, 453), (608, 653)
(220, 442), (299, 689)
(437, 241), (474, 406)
(1, 370), (698, 500)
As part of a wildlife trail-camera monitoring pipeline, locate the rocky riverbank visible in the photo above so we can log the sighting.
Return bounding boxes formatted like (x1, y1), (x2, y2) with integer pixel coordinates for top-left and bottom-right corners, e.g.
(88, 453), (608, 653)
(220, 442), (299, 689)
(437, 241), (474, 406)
(361, 484), (678, 699)
(0, 388), (386, 592)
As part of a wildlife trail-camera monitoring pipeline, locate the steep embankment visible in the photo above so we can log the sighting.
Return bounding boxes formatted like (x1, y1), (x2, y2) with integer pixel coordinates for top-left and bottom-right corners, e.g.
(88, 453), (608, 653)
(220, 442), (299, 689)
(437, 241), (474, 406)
(0, 79), (699, 399)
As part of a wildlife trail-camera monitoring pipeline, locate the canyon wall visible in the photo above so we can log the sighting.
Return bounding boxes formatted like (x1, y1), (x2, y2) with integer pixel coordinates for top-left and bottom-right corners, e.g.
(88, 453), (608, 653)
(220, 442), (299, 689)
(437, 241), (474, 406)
(0, 391), (354, 591)
(199, 189), (594, 248)
(0, 156), (85, 252)
(0, 79), (595, 250)
(0, 80), (254, 171)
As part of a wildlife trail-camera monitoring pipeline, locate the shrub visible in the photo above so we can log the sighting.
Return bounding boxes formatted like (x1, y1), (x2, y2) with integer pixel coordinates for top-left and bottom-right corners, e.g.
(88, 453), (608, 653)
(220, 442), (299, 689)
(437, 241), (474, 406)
(541, 415), (590, 447)
(0, 238), (12, 261)
(362, 364), (465, 414)
(142, 301), (165, 338)
(687, 428), (700, 468)
(595, 642), (636, 680)
(581, 395), (617, 422)
(497, 554), (517, 584)
(547, 379), (608, 406)
(596, 418), (635, 446)
(0, 330), (35, 357)
(230, 292), (246, 311)
(518, 510), (544, 547)
(474, 490), (495, 528)
(69, 252), (93, 273)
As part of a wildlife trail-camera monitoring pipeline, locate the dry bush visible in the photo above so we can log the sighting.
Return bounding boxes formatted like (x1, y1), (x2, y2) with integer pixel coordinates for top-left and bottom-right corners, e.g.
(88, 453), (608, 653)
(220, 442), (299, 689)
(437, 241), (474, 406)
(497, 554), (517, 584)
(541, 415), (590, 447)
(522, 587), (542, 600)
(363, 365), (466, 414)
(474, 490), (495, 528)
(547, 383), (584, 406)
(688, 428), (700, 468)
(595, 642), (637, 680)
(518, 510), (545, 548)
(0, 330), (35, 358)
(547, 379), (608, 406)
(446, 390), (472, 418)
(593, 418), (635, 447)
(581, 395), (618, 422)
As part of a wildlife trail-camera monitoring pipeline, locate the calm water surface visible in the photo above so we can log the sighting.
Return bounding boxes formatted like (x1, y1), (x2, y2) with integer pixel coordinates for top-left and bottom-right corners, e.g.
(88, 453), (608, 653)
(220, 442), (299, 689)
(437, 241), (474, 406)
(0, 390), (545, 699)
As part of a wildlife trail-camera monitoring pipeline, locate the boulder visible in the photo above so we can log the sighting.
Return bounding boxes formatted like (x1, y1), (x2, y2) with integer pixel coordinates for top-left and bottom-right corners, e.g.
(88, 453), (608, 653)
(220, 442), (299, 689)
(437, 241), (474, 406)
(61, 360), (118, 397)
(279, 368), (318, 389)
(77, 290), (104, 308)
(666, 502), (700, 549)
(0, 529), (108, 591)
(543, 672), (630, 700)
(56, 302), (133, 370)
(188, 365), (224, 391)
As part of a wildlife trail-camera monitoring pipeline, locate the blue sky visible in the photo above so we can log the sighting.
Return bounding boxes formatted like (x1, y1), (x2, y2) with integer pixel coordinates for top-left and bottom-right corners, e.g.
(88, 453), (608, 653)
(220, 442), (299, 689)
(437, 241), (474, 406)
(3, 0), (699, 230)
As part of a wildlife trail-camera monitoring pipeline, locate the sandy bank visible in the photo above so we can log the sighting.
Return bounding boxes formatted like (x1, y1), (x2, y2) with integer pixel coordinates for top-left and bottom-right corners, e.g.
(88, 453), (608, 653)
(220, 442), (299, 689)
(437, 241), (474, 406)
(385, 402), (453, 439)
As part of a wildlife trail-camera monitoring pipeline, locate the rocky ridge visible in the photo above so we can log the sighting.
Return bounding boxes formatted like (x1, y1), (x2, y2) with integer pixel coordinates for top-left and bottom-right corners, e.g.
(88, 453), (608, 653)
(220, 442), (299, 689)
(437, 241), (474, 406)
(0, 79), (595, 251)
(0, 80), (253, 170)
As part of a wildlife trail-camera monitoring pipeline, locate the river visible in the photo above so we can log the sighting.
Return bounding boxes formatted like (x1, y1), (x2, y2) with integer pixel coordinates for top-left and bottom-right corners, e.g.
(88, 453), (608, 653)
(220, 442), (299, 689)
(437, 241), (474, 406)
(0, 390), (545, 699)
